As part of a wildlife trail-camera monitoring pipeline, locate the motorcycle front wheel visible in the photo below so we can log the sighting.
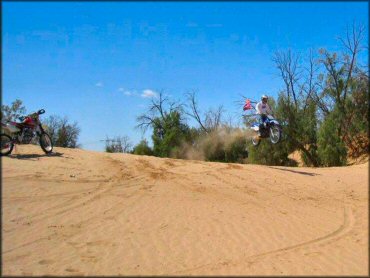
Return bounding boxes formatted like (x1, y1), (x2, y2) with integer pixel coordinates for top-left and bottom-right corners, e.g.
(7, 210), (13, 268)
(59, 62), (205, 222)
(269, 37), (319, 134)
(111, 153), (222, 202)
(270, 126), (281, 144)
(251, 135), (261, 147)
(39, 132), (53, 154)
(1, 133), (14, 156)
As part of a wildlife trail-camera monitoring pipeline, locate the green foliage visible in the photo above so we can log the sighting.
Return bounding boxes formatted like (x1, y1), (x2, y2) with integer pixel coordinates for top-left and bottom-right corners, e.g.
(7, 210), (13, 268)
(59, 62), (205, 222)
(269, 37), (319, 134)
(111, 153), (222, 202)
(55, 122), (80, 148)
(274, 93), (320, 166)
(200, 131), (226, 162)
(246, 96), (296, 166)
(340, 78), (369, 157)
(105, 136), (132, 153)
(105, 140), (123, 153)
(105, 145), (117, 153)
(1, 99), (27, 122)
(43, 115), (80, 148)
(224, 134), (249, 163)
(1, 100), (81, 148)
(299, 100), (320, 166)
(152, 110), (191, 157)
(132, 139), (153, 156)
(247, 139), (297, 166)
(351, 77), (369, 133)
(317, 109), (347, 167)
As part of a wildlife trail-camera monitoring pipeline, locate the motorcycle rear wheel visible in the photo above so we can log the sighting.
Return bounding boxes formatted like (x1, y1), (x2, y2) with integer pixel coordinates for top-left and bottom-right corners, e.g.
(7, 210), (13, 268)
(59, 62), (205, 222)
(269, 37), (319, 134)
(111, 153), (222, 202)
(1, 133), (14, 156)
(39, 132), (53, 154)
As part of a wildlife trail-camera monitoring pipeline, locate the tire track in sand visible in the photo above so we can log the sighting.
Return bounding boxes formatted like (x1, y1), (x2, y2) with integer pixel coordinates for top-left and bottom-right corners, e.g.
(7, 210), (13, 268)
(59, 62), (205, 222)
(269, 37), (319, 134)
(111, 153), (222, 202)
(3, 155), (147, 254)
(169, 202), (355, 275)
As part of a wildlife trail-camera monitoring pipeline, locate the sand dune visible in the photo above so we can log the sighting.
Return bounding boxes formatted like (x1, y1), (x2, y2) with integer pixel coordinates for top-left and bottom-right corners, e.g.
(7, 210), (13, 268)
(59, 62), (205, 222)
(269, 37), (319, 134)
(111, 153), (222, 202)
(2, 145), (368, 275)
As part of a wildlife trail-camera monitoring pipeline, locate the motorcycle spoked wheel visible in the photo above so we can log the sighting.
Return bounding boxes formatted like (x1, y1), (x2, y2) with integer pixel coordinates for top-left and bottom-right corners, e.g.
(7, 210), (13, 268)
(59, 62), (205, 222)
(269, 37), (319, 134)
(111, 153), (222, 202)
(1, 133), (14, 156)
(270, 125), (281, 144)
(39, 132), (53, 154)
(251, 135), (261, 147)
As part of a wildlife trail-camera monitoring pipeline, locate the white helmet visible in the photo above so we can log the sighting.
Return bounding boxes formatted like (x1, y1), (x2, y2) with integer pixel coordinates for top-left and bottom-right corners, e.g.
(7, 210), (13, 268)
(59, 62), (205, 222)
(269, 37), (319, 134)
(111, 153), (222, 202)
(261, 94), (268, 101)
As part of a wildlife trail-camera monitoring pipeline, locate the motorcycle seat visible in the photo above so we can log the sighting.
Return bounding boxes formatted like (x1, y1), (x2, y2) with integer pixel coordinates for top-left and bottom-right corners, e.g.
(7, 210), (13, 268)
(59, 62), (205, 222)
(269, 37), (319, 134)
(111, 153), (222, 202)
(15, 122), (33, 129)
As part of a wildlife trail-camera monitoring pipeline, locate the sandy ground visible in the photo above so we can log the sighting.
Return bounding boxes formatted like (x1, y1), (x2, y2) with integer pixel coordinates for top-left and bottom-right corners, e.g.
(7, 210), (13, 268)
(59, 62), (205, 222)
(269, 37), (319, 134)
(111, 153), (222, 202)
(2, 145), (368, 276)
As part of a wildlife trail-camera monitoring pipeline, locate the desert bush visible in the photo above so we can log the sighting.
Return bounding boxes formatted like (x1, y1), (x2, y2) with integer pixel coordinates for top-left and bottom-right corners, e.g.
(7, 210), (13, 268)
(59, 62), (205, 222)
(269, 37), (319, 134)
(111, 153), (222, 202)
(1, 99), (27, 122)
(317, 108), (347, 166)
(44, 115), (80, 148)
(132, 139), (153, 156)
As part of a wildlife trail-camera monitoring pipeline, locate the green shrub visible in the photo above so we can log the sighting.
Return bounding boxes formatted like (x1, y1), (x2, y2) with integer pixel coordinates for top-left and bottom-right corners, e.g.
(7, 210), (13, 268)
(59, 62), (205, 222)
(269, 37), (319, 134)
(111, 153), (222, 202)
(317, 111), (347, 166)
(132, 139), (153, 156)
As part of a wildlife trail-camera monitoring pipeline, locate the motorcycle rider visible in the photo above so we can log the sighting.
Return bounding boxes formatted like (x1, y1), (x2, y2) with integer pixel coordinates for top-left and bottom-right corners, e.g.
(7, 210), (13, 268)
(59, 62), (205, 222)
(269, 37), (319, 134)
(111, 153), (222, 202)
(256, 94), (273, 136)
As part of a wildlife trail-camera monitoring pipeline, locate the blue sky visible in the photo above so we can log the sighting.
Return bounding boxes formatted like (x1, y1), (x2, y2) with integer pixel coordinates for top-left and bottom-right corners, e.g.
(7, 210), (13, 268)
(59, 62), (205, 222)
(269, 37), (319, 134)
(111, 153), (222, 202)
(3, 1), (368, 151)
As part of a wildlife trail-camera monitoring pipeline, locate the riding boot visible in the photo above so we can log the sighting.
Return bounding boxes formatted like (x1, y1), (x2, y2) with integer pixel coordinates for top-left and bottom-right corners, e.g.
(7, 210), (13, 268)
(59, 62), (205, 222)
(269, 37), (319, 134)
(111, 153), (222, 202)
(258, 123), (264, 137)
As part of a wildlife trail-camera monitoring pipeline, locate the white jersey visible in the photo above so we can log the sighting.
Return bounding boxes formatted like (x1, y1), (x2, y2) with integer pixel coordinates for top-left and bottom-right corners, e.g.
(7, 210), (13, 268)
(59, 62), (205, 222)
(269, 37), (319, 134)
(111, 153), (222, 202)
(256, 101), (272, 115)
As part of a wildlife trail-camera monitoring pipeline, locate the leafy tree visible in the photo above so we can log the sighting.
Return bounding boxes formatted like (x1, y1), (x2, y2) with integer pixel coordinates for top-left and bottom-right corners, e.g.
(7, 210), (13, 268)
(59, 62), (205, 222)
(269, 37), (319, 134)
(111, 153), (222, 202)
(317, 107), (347, 166)
(152, 110), (191, 157)
(246, 97), (296, 166)
(247, 139), (297, 166)
(299, 99), (320, 166)
(223, 129), (249, 163)
(244, 96), (296, 166)
(339, 75), (368, 158)
(314, 23), (368, 160)
(105, 136), (133, 153)
(44, 115), (80, 148)
(132, 139), (153, 156)
(43, 115), (60, 143)
(1, 99), (27, 122)
(1, 100), (81, 149)
(272, 50), (320, 166)
(137, 92), (192, 158)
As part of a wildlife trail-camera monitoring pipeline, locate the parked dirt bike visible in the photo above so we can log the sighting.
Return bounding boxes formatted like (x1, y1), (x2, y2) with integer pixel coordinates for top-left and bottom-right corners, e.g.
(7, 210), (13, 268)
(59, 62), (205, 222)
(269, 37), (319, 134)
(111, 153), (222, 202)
(1, 109), (53, 156)
(250, 114), (282, 146)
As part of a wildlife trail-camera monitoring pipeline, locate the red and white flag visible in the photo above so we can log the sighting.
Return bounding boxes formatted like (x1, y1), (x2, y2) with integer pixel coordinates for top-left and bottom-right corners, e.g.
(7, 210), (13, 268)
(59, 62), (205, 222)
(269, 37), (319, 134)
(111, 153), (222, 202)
(243, 99), (252, 111)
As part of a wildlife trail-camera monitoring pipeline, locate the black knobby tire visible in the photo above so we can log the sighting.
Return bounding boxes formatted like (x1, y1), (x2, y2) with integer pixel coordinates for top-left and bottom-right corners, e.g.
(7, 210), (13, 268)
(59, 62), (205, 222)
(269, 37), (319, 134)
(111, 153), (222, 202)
(251, 136), (261, 147)
(39, 132), (53, 154)
(1, 133), (14, 156)
(270, 125), (281, 144)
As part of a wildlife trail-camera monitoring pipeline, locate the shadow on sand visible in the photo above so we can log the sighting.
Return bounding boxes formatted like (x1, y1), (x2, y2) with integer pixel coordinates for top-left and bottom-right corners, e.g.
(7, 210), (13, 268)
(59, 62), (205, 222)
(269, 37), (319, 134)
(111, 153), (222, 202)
(8, 152), (64, 160)
(267, 166), (319, 176)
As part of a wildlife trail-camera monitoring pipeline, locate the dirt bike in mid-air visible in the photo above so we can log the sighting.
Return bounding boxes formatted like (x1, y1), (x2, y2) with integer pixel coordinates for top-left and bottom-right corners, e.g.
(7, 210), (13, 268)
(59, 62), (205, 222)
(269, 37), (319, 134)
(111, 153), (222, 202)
(250, 114), (282, 146)
(243, 99), (282, 147)
(1, 109), (53, 156)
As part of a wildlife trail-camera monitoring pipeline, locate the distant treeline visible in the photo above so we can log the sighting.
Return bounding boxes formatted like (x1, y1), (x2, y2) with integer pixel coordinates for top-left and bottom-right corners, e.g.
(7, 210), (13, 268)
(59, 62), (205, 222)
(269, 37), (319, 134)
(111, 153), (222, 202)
(110, 23), (368, 167)
(3, 24), (367, 167)
(1, 100), (81, 148)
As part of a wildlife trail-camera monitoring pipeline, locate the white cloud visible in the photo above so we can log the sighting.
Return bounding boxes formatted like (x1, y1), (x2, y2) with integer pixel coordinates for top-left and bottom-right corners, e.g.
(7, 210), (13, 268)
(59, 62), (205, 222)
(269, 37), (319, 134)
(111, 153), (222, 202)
(117, 88), (156, 98)
(95, 82), (104, 87)
(118, 88), (137, 96)
(141, 89), (157, 98)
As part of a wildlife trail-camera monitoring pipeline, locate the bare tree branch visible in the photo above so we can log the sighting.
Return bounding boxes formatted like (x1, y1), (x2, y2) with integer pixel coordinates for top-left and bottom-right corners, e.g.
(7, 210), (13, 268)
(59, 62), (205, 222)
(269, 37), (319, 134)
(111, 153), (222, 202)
(272, 50), (301, 109)
(136, 91), (184, 134)
(136, 115), (155, 132)
(185, 91), (209, 133)
(339, 23), (365, 101)
(319, 49), (343, 107)
(204, 105), (224, 132)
